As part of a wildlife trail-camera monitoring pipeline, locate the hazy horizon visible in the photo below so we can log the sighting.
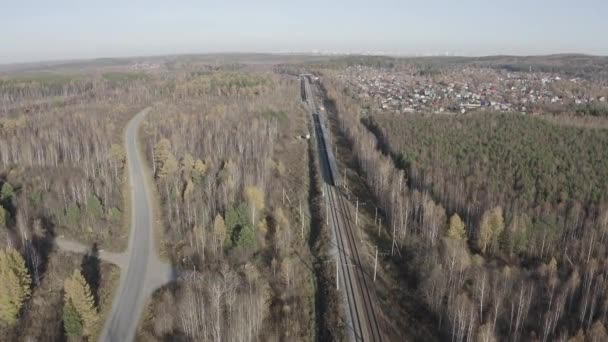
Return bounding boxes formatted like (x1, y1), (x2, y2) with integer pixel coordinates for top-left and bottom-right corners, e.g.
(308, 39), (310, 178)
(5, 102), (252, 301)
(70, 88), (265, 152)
(2, 0), (607, 64)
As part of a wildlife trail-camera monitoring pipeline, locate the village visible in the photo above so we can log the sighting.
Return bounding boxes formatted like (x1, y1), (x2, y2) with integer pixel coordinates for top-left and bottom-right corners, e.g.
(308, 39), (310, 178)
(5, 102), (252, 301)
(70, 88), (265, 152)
(337, 65), (608, 114)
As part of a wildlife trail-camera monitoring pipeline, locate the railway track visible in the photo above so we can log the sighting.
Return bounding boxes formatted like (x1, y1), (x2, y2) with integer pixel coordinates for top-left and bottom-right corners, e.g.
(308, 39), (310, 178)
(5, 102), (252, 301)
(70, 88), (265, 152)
(303, 76), (383, 342)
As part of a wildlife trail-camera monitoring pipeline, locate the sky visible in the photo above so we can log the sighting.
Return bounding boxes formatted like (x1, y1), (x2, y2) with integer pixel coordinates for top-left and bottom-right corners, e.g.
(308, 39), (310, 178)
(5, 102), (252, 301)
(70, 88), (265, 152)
(1, 0), (607, 64)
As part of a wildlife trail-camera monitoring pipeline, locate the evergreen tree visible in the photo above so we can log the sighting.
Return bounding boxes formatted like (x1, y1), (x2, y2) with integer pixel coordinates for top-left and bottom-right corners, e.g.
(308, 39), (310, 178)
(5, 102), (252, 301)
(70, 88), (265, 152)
(63, 301), (83, 337)
(64, 270), (98, 337)
(0, 248), (31, 325)
(0, 183), (14, 208)
(225, 203), (250, 247)
(235, 224), (256, 248)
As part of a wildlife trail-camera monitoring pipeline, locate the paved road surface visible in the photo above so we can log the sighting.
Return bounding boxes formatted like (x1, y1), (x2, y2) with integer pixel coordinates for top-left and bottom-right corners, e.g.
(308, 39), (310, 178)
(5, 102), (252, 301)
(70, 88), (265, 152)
(99, 108), (172, 342)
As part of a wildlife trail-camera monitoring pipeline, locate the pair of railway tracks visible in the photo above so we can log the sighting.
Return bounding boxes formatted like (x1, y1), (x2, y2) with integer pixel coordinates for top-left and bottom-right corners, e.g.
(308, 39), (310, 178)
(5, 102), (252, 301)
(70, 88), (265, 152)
(304, 76), (383, 342)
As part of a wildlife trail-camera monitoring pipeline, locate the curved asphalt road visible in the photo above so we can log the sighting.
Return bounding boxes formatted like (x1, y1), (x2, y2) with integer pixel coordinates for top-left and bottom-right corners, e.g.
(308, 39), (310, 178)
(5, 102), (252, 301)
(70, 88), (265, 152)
(100, 108), (172, 342)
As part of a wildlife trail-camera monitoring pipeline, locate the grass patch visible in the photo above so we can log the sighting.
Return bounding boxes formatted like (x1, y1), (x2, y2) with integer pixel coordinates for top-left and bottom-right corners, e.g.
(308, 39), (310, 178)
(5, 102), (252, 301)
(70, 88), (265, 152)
(103, 72), (150, 84)
(261, 109), (288, 123)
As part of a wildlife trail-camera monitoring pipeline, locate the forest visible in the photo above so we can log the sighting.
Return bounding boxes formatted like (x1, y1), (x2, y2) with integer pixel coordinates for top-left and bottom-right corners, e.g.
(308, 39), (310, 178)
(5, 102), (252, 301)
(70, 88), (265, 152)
(369, 111), (608, 246)
(2, 53), (608, 342)
(135, 69), (337, 341)
(0, 69), (155, 340)
(317, 71), (608, 341)
(0, 60), (347, 341)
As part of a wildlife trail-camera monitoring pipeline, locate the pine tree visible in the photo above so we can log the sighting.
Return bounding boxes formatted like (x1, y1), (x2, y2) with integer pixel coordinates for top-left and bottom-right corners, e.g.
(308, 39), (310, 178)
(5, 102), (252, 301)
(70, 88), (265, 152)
(235, 224), (256, 249)
(0, 182), (14, 205)
(64, 269), (98, 337)
(225, 203), (250, 246)
(0, 248), (31, 325)
(63, 300), (83, 337)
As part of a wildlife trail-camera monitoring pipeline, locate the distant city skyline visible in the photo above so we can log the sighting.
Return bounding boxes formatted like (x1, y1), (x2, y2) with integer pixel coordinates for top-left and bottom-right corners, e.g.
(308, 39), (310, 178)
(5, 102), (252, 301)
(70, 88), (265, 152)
(1, 0), (607, 64)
